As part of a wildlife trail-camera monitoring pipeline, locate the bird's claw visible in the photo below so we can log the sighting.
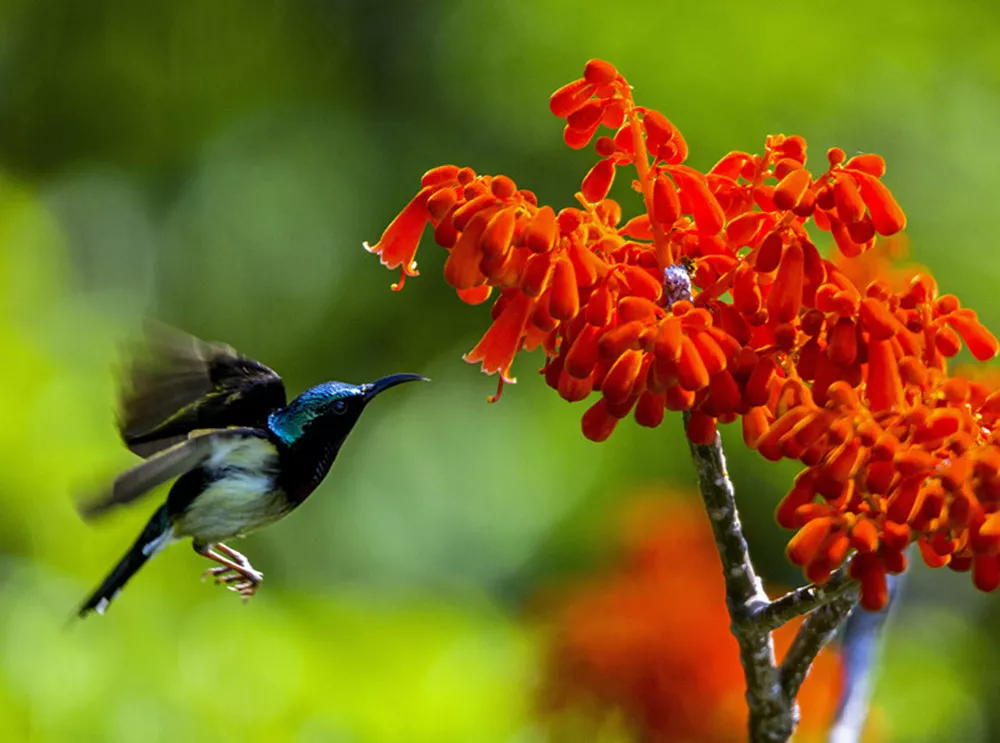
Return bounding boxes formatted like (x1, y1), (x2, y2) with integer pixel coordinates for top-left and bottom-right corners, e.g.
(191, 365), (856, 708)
(201, 564), (264, 600)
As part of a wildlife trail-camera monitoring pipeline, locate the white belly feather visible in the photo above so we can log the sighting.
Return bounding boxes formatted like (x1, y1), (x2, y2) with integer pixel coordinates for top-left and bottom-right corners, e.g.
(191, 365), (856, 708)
(173, 435), (289, 543)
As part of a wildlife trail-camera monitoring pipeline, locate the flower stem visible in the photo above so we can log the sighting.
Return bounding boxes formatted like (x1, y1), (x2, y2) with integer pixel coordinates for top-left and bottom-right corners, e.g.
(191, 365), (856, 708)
(683, 413), (795, 742)
(780, 587), (860, 704)
(625, 98), (671, 268)
(684, 424), (862, 740)
(756, 565), (856, 631)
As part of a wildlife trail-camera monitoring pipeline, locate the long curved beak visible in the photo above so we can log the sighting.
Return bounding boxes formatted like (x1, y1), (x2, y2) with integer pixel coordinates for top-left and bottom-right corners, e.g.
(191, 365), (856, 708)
(363, 373), (429, 402)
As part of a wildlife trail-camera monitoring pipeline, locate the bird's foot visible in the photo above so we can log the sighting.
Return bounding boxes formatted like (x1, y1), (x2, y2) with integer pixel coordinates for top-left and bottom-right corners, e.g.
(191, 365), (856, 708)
(202, 564), (263, 599)
(199, 543), (264, 601)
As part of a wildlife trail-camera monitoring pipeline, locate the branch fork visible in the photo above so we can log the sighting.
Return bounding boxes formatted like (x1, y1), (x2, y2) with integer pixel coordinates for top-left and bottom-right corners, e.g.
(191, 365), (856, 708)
(685, 415), (861, 742)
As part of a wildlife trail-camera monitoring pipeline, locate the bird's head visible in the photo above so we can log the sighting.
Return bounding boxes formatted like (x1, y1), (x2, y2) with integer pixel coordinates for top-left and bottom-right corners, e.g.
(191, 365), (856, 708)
(268, 373), (427, 446)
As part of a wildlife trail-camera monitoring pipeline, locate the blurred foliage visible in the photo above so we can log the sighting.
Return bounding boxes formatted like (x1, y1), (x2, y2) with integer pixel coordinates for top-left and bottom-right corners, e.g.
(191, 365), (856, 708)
(0, 1), (998, 741)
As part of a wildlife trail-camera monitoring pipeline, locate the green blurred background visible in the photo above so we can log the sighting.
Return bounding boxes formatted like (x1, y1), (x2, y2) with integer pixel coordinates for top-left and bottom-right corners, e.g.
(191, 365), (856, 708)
(1, 1), (998, 741)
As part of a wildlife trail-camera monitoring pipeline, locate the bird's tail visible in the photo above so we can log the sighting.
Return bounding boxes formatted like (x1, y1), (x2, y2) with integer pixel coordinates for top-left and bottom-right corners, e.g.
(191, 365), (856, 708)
(78, 505), (174, 618)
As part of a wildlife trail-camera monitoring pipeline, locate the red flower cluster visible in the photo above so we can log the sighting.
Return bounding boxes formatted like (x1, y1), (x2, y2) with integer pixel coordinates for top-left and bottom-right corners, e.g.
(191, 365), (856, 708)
(366, 59), (1000, 610)
(537, 496), (849, 742)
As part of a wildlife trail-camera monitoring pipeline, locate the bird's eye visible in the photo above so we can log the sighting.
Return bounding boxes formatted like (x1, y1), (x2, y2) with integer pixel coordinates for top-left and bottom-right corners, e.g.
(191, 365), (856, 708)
(332, 399), (348, 414)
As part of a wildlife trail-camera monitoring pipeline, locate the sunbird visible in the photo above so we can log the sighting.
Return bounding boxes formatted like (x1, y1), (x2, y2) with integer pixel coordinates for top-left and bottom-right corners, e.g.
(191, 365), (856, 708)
(77, 326), (426, 617)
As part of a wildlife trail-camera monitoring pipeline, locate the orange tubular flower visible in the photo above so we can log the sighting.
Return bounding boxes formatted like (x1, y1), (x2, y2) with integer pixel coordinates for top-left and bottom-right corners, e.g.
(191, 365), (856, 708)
(367, 59), (1000, 609)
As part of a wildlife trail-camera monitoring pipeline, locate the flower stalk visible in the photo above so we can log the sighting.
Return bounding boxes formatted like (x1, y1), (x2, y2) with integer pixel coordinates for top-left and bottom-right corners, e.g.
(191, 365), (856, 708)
(780, 589), (860, 705)
(684, 413), (793, 741)
(757, 565), (856, 632)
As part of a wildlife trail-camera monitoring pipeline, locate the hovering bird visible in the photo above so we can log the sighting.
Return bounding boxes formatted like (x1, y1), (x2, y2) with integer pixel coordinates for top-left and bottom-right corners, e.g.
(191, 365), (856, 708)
(77, 326), (426, 617)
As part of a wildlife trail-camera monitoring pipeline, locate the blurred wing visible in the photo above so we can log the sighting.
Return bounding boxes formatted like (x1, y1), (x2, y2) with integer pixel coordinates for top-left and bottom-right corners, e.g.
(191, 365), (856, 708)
(119, 323), (286, 457)
(78, 427), (261, 520)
